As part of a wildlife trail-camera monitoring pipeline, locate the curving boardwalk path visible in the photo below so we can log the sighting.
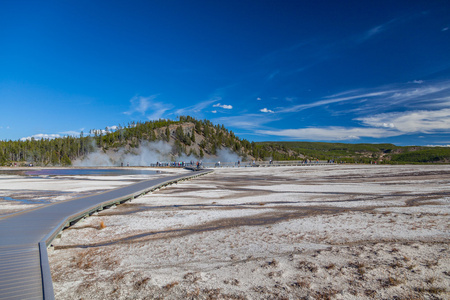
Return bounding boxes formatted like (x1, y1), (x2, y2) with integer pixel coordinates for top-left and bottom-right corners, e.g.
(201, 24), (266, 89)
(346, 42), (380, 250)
(0, 169), (212, 300)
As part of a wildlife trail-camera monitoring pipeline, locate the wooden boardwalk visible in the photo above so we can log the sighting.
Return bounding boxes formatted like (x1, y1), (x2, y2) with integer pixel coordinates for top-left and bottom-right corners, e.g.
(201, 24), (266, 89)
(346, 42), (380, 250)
(0, 169), (212, 300)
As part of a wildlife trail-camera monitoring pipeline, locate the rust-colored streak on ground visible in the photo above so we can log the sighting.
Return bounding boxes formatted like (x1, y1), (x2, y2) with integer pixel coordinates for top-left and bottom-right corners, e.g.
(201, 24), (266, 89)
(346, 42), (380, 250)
(57, 206), (360, 249)
(46, 165), (450, 300)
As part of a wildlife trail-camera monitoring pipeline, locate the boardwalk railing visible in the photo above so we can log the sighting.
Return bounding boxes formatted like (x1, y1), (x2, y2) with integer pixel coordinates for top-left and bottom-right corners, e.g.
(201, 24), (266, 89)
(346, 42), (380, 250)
(149, 161), (336, 169)
(41, 169), (212, 250)
(40, 169), (213, 300)
(0, 168), (212, 300)
(202, 160), (335, 168)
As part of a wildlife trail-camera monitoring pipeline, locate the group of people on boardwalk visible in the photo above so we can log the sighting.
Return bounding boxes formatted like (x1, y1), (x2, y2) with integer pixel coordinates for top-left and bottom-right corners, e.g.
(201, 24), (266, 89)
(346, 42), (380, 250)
(192, 160), (203, 169)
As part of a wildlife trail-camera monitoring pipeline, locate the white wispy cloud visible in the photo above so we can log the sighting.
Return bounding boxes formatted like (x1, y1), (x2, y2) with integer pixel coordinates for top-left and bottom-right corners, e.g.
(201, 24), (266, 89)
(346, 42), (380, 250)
(357, 108), (450, 134)
(21, 128), (92, 141)
(276, 90), (391, 113)
(257, 126), (400, 141)
(124, 95), (173, 120)
(124, 95), (155, 115)
(60, 130), (82, 136)
(20, 133), (61, 141)
(278, 80), (450, 115)
(426, 144), (450, 147)
(212, 114), (279, 130)
(423, 96), (450, 108)
(362, 24), (385, 40)
(390, 85), (448, 101)
(175, 98), (219, 116)
(358, 18), (400, 43)
(90, 129), (106, 135)
(267, 70), (280, 81)
(213, 103), (233, 109)
(212, 110), (217, 114)
(256, 97), (262, 101)
(212, 78), (450, 145)
(88, 125), (120, 136)
(252, 107), (450, 142)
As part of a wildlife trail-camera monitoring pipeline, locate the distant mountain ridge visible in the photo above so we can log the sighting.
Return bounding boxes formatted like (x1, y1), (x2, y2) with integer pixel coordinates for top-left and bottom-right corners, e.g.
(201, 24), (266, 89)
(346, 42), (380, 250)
(0, 116), (449, 166)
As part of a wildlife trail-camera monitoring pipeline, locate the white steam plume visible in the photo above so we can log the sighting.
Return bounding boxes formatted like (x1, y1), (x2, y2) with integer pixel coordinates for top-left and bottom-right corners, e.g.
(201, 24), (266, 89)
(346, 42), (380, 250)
(73, 141), (243, 167)
(212, 148), (242, 163)
(74, 141), (173, 167)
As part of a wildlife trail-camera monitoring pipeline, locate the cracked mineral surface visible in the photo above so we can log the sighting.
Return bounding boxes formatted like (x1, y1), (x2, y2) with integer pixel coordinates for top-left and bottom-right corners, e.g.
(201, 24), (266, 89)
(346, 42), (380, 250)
(3, 165), (449, 299)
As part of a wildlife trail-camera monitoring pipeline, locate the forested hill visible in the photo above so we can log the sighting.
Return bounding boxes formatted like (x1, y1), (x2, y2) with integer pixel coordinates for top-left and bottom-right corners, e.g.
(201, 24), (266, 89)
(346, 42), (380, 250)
(1, 116), (449, 166)
(254, 141), (450, 164)
(0, 116), (254, 166)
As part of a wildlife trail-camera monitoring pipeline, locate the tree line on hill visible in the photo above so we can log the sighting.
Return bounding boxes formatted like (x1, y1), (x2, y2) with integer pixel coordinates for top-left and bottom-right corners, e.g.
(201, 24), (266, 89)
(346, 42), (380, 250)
(0, 116), (449, 166)
(256, 141), (450, 164)
(0, 116), (249, 166)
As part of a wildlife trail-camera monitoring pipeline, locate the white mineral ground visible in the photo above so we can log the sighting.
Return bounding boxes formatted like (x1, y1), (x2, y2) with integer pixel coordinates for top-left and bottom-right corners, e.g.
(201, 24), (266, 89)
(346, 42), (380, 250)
(0, 167), (186, 217)
(1, 165), (449, 299)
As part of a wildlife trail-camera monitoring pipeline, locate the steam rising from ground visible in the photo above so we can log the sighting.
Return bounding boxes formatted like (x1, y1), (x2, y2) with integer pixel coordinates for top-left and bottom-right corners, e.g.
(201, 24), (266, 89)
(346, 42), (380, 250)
(73, 141), (242, 167)
(214, 148), (241, 164)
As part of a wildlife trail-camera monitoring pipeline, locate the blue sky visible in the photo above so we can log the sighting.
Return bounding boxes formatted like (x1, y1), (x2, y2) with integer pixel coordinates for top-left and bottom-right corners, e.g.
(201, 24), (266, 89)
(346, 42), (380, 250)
(1, 0), (449, 145)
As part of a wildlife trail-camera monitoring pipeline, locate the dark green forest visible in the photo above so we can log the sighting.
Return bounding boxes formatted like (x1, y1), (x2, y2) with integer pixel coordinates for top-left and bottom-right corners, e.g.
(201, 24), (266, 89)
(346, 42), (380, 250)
(0, 116), (449, 166)
(254, 141), (450, 164)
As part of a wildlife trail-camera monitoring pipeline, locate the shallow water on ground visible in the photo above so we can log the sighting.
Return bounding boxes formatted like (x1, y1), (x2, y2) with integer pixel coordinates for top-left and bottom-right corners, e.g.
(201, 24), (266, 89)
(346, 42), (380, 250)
(24, 168), (160, 176)
(0, 196), (51, 204)
(0, 168), (162, 177)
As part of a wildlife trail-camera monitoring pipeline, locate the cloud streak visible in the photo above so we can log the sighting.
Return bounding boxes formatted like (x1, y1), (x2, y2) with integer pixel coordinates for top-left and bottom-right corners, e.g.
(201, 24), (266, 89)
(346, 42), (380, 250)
(278, 80), (450, 115)
(117, 79), (450, 145)
(20, 133), (61, 141)
(357, 109), (450, 134)
(359, 20), (394, 42)
(276, 90), (392, 114)
(257, 126), (400, 141)
(212, 114), (279, 130)
(60, 130), (83, 136)
(124, 95), (173, 120)
(175, 98), (219, 117)
(257, 107), (450, 141)
(213, 103), (233, 109)
(266, 70), (280, 81)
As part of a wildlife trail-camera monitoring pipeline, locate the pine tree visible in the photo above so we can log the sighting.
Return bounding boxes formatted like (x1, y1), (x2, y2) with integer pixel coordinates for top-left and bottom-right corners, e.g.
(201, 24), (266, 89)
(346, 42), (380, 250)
(176, 125), (184, 141)
(61, 154), (72, 166)
(191, 128), (196, 142)
(165, 126), (171, 142)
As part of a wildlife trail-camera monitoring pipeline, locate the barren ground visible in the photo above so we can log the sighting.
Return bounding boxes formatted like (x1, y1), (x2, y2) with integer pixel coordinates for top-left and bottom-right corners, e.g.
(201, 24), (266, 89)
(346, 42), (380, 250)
(0, 167), (186, 217)
(3, 165), (449, 299)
